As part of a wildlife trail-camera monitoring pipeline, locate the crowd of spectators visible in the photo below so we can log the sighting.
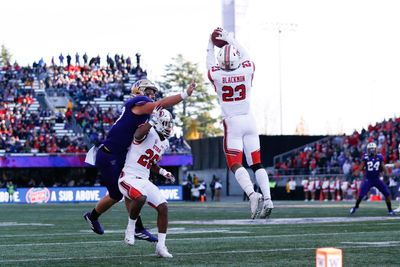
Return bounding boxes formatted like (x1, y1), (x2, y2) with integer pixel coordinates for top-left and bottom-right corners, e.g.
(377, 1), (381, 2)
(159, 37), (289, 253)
(274, 117), (400, 177)
(46, 52), (150, 145)
(43, 52), (183, 149)
(0, 63), (87, 153)
(1, 52), (190, 154)
(44, 52), (147, 100)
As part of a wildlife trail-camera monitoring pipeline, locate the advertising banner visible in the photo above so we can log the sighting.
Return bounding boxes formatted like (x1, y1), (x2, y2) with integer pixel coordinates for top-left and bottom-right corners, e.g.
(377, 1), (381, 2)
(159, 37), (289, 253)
(0, 154), (192, 168)
(0, 185), (183, 204)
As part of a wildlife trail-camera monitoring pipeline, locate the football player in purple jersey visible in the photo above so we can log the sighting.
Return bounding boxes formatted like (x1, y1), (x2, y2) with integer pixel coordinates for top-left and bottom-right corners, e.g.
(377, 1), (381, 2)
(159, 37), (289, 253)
(350, 142), (395, 215)
(84, 79), (196, 241)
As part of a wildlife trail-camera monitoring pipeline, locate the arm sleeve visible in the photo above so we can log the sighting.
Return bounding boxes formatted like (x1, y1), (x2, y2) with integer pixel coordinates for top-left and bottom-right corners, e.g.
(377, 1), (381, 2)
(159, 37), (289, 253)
(206, 38), (216, 69)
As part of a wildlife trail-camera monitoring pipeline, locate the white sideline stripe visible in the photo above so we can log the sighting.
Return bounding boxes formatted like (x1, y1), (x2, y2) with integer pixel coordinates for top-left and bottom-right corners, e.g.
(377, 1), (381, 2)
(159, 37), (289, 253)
(341, 241), (400, 245)
(376, 222), (400, 226)
(1, 244), (400, 263)
(0, 228), (248, 238)
(0, 222), (54, 227)
(79, 228), (250, 234)
(0, 231), (398, 247)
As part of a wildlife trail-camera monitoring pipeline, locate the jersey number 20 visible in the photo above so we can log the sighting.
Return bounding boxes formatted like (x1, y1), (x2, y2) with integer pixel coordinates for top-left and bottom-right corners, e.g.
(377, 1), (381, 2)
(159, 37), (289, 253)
(222, 84), (246, 102)
(137, 149), (160, 169)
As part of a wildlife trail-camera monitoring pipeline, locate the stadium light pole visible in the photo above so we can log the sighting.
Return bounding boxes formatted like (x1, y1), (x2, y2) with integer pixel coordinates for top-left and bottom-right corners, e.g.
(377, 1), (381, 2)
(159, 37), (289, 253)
(278, 29), (283, 135)
(262, 22), (297, 135)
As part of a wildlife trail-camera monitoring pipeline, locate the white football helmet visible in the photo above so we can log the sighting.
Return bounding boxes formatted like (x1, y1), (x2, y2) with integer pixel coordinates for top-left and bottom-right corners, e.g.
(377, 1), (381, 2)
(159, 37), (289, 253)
(131, 79), (158, 97)
(154, 109), (174, 138)
(367, 142), (377, 155)
(217, 44), (241, 70)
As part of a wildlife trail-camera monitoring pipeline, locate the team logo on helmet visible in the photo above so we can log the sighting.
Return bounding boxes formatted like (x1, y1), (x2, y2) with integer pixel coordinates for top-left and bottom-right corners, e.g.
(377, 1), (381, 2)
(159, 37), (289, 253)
(131, 79), (158, 96)
(217, 44), (241, 70)
(154, 109), (174, 138)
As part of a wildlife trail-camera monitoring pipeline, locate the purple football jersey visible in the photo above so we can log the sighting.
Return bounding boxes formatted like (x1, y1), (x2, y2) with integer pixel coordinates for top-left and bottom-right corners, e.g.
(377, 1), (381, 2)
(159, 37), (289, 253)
(102, 95), (152, 155)
(362, 153), (384, 180)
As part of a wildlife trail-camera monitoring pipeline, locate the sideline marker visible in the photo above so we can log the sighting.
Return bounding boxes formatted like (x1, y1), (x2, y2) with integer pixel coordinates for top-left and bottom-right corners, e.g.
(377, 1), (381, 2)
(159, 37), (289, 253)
(316, 247), (342, 267)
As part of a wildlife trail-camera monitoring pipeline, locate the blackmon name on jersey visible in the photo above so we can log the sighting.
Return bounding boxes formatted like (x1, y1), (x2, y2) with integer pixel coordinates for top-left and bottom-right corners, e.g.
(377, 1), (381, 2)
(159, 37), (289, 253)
(123, 128), (169, 180)
(208, 60), (255, 118)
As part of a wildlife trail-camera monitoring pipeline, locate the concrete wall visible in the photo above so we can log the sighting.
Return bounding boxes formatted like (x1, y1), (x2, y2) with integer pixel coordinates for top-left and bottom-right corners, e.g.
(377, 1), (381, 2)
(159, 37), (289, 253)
(185, 168), (259, 196)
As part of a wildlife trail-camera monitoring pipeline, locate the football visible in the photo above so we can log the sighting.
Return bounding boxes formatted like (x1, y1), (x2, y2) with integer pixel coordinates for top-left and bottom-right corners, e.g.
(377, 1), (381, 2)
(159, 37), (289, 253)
(211, 29), (228, 48)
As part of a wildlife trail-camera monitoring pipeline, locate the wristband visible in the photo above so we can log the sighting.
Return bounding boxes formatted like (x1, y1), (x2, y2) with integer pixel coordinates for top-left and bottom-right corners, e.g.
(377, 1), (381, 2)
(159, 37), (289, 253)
(180, 90), (188, 100)
(148, 118), (156, 127)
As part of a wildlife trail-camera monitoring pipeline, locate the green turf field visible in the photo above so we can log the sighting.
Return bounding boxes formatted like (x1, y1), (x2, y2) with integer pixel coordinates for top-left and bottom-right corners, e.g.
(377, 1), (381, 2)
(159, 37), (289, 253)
(0, 200), (399, 266)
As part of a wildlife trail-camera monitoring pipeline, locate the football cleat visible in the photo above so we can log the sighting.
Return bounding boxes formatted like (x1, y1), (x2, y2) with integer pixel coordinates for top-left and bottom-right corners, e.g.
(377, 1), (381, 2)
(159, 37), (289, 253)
(83, 212), (104, 235)
(259, 198), (274, 219)
(155, 244), (173, 258)
(388, 211), (396, 216)
(135, 228), (158, 242)
(393, 207), (400, 213)
(124, 229), (136, 246)
(249, 192), (263, 219)
(349, 207), (358, 215)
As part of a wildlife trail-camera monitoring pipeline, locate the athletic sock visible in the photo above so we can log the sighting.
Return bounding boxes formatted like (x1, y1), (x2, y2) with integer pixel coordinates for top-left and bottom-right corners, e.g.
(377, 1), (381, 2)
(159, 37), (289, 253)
(354, 198), (362, 209)
(158, 232), (166, 247)
(127, 217), (136, 233)
(135, 216), (144, 231)
(91, 208), (101, 220)
(235, 167), (255, 197)
(385, 198), (393, 212)
(255, 168), (271, 200)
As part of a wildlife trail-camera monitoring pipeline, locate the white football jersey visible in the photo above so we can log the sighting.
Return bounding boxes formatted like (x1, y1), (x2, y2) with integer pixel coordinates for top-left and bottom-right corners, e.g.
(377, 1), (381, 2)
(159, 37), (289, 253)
(122, 127), (170, 180)
(322, 180), (330, 189)
(208, 60), (255, 118)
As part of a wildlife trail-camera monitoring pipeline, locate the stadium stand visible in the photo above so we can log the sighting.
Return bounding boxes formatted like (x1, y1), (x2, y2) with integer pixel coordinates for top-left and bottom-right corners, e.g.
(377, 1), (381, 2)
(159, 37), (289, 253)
(0, 54), (191, 189)
(273, 117), (400, 176)
(0, 63), (86, 154)
(0, 54), (190, 155)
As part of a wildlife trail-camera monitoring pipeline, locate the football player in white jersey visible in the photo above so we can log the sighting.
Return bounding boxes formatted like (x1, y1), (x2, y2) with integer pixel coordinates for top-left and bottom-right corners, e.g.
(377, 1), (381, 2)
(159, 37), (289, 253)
(206, 27), (273, 219)
(385, 143), (400, 213)
(118, 108), (175, 258)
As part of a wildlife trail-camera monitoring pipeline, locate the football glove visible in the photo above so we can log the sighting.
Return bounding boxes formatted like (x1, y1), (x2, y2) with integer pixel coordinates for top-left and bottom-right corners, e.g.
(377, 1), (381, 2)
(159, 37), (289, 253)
(159, 168), (175, 183)
(149, 106), (162, 127)
(215, 28), (234, 43)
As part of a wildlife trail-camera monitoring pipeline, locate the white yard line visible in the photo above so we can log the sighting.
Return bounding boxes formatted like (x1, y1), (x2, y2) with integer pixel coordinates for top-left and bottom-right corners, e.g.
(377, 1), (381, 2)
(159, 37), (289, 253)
(341, 241), (400, 245)
(1, 244), (400, 263)
(0, 230), (399, 247)
(0, 222), (54, 227)
(170, 216), (400, 225)
(0, 228), (248, 238)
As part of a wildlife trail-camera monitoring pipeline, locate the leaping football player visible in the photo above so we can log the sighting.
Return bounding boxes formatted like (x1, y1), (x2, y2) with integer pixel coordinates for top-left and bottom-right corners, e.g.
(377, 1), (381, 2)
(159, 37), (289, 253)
(119, 108), (175, 258)
(206, 28), (273, 219)
(350, 142), (395, 215)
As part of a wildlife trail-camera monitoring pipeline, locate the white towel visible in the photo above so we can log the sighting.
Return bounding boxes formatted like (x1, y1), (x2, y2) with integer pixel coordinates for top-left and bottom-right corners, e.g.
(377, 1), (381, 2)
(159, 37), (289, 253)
(84, 145), (98, 165)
